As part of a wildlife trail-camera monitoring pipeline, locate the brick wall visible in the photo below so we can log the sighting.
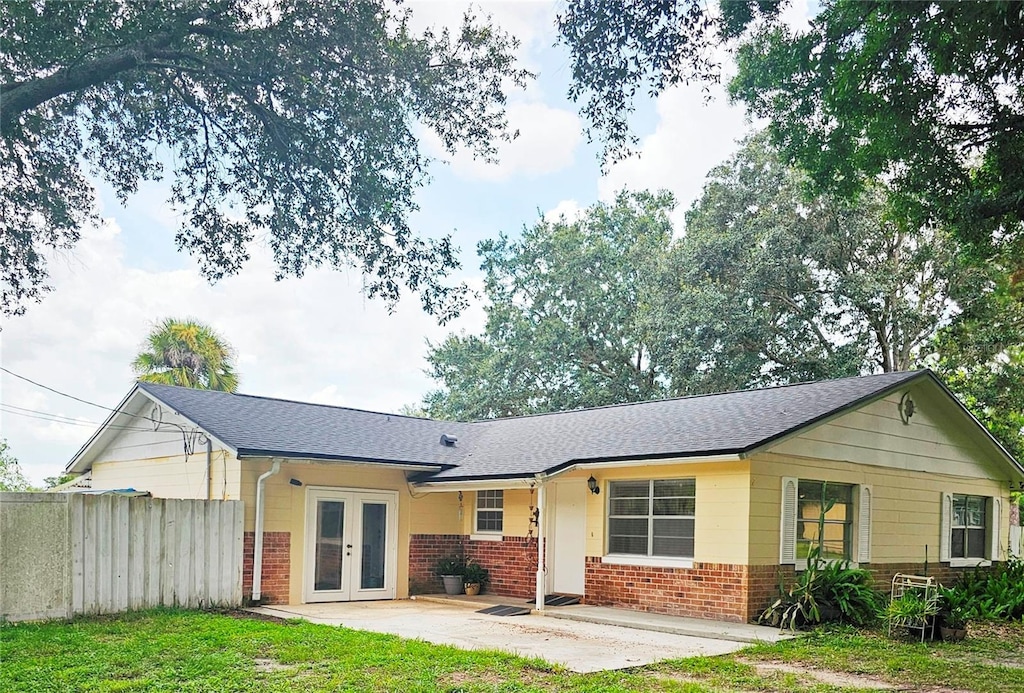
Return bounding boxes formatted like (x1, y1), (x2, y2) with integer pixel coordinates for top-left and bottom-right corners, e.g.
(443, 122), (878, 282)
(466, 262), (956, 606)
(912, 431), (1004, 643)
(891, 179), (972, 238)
(242, 531), (290, 605)
(408, 534), (537, 598)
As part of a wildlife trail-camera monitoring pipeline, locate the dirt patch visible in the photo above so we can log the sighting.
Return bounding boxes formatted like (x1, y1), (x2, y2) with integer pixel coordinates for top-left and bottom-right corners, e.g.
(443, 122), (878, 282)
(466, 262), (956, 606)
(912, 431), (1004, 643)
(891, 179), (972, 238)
(742, 659), (896, 690)
(254, 658), (294, 673)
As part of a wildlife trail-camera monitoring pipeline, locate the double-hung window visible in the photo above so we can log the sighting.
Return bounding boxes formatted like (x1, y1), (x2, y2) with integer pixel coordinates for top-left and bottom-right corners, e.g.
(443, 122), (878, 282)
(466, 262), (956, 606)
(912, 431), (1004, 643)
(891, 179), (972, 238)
(951, 494), (987, 559)
(475, 490), (503, 534)
(607, 479), (695, 559)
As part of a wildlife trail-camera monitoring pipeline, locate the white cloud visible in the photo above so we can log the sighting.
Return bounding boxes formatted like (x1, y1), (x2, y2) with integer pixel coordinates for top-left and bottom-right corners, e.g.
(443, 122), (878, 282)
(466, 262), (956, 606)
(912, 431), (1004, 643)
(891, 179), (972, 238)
(1, 221), (486, 485)
(426, 100), (581, 182)
(543, 199), (583, 223)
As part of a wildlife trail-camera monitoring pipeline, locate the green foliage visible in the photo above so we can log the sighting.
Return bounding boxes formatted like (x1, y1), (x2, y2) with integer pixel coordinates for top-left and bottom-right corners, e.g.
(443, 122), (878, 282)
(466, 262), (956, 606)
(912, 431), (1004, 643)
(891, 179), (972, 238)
(424, 190), (676, 419)
(884, 589), (939, 631)
(462, 560), (489, 587)
(731, 0), (1024, 261)
(432, 555), (466, 577)
(938, 585), (972, 629)
(945, 560), (1024, 621)
(0, 1), (530, 320)
(0, 438), (34, 492)
(42, 473), (75, 489)
(132, 317), (239, 392)
(760, 545), (881, 630)
(556, 0), (782, 161)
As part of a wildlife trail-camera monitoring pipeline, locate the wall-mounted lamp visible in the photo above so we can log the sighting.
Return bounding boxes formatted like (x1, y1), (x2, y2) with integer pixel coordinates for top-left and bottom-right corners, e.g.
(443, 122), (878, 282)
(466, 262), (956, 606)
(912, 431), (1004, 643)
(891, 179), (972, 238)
(289, 478), (303, 487)
(898, 392), (916, 425)
(587, 476), (600, 495)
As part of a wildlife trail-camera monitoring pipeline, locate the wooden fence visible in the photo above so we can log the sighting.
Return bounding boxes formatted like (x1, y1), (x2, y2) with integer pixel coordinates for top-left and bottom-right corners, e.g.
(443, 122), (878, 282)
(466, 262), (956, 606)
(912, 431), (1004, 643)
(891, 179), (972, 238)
(1, 493), (244, 622)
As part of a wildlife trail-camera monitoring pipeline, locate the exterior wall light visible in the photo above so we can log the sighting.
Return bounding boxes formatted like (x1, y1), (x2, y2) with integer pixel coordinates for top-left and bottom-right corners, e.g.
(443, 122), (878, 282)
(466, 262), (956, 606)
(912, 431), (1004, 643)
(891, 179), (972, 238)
(587, 476), (600, 495)
(289, 478), (303, 487)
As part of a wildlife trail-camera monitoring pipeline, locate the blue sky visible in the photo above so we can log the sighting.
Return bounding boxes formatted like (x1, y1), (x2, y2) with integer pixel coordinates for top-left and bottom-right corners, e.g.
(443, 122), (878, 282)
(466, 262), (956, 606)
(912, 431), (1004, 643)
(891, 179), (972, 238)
(1, 1), (810, 485)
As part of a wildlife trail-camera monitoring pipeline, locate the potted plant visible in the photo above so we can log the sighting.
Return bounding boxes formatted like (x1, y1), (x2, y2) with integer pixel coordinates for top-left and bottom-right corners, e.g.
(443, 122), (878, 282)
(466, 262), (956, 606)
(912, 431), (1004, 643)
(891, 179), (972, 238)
(938, 586), (970, 642)
(885, 589), (939, 640)
(462, 560), (490, 596)
(433, 555), (466, 595)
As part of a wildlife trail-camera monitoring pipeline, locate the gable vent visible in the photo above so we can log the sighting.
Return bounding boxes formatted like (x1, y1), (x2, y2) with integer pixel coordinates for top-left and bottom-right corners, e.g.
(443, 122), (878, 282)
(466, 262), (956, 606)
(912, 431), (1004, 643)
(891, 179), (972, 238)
(440, 434), (458, 447)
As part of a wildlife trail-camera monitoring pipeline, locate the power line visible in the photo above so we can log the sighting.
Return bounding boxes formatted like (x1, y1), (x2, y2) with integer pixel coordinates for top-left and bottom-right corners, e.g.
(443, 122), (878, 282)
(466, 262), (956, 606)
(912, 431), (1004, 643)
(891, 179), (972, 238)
(0, 365), (161, 425)
(0, 405), (154, 432)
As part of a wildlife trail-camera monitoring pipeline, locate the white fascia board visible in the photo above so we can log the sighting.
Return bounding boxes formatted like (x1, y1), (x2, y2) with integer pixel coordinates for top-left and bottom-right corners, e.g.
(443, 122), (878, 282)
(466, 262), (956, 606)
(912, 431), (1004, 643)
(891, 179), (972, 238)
(552, 453), (744, 474)
(410, 477), (538, 493)
(237, 454), (441, 472)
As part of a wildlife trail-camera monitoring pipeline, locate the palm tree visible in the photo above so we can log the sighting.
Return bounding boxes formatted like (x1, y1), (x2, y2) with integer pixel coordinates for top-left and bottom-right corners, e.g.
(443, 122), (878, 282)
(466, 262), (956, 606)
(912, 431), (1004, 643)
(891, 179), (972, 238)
(132, 318), (239, 392)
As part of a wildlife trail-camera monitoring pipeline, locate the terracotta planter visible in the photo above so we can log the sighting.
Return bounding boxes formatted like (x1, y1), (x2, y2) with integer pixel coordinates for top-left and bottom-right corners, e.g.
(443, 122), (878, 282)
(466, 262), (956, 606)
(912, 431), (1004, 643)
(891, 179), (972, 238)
(464, 583), (481, 596)
(441, 575), (464, 595)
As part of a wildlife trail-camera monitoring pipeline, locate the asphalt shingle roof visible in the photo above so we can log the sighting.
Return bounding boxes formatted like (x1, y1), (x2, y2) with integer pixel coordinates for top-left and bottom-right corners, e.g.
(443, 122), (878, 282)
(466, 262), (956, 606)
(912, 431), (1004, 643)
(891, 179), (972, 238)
(135, 370), (928, 482)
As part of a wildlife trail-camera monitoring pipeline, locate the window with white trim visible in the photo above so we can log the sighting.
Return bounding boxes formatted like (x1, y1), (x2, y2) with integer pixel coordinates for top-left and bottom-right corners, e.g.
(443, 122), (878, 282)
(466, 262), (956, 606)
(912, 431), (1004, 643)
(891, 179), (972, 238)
(797, 480), (853, 561)
(607, 479), (695, 558)
(780, 477), (871, 567)
(475, 490), (503, 533)
(951, 494), (987, 559)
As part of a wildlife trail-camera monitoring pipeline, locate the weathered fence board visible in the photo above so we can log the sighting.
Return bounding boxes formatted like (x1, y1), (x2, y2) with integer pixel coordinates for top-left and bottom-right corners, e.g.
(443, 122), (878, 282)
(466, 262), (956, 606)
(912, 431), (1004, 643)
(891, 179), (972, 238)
(1011, 525), (1022, 559)
(1, 493), (243, 622)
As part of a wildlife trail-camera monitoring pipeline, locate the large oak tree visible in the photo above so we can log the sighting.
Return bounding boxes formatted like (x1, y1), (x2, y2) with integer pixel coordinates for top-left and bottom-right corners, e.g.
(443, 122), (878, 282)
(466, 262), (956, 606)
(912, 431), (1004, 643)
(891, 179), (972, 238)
(1, 0), (529, 321)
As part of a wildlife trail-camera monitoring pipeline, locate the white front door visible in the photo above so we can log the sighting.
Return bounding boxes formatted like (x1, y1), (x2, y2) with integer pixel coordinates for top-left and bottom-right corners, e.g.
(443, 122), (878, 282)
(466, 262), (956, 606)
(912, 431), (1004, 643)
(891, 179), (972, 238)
(549, 480), (587, 595)
(304, 488), (397, 603)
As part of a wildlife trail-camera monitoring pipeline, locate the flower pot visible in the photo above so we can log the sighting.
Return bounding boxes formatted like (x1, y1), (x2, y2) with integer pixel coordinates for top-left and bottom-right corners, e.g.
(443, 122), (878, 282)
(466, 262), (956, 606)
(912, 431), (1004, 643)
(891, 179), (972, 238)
(464, 583), (481, 596)
(940, 626), (967, 642)
(441, 575), (464, 595)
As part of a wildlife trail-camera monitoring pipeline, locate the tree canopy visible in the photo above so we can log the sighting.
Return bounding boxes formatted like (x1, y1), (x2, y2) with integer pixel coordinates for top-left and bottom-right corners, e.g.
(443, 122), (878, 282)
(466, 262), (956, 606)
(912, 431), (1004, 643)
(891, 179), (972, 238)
(731, 1), (1024, 261)
(425, 140), (967, 419)
(0, 438), (33, 492)
(132, 317), (239, 391)
(0, 0), (529, 321)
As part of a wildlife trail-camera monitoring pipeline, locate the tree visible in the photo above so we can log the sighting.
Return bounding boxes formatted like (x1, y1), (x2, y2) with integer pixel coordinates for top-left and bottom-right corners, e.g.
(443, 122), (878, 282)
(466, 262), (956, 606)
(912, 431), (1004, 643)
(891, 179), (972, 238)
(132, 317), (239, 391)
(660, 134), (967, 393)
(1, 1), (530, 321)
(730, 1), (1024, 262)
(424, 190), (675, 419)
(556, 0), (781, 161)
(0, 438), (33, 492)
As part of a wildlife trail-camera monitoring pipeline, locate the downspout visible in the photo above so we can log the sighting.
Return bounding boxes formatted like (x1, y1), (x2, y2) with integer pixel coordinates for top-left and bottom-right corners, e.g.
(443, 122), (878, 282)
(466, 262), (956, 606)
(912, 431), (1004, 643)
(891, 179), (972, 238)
(251, 458), (282, 603)
(534, 478), (546, 612)
(205, 436), (213, 501)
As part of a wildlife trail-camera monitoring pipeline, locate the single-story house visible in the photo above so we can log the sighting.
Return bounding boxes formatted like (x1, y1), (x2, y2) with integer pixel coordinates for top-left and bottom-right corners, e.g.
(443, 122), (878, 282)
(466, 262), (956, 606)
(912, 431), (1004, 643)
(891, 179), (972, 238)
(67, 369), (1024, 622)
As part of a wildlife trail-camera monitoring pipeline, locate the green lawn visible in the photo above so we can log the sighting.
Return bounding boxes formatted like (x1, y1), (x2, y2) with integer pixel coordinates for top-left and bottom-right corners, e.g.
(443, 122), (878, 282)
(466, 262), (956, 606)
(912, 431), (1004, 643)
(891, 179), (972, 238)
(2, 610), (1023, 692)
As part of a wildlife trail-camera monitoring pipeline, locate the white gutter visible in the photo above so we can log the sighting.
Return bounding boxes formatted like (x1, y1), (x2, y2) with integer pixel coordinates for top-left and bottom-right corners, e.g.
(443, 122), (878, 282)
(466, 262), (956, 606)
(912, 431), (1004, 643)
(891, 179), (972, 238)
(251, 458), (282, 603)
(534, 475), (547, 612)
(410, 477), (537, 492)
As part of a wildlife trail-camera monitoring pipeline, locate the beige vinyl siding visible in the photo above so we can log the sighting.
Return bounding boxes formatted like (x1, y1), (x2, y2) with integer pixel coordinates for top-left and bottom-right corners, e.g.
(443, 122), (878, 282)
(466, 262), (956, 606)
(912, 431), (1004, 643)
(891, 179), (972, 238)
(750, 452), (1008, 565)
(91, 450), (241, 500)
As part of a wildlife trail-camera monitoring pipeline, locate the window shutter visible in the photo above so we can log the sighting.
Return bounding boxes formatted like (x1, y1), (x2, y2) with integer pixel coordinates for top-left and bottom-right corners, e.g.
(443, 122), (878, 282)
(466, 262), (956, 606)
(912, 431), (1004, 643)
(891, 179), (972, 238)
(989, 496), (1002, 562)
(939, 492), (952, 562)
(858, 485), (872, 564)
(780, 477), (798, 564)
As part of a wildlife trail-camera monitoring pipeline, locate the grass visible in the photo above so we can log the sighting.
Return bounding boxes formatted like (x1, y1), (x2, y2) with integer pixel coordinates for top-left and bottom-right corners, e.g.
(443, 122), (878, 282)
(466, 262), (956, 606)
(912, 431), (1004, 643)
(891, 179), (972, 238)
(2, 610), (1023, 692)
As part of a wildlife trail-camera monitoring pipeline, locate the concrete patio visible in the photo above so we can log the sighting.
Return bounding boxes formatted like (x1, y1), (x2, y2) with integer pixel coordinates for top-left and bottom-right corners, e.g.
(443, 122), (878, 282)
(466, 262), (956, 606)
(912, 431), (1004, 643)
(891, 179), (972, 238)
(249, 597), (791, 673)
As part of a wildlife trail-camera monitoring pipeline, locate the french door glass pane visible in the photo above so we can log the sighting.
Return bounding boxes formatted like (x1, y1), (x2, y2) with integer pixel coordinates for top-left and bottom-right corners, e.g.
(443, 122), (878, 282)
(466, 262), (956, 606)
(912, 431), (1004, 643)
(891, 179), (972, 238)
(361, 503), (387, 590)
(315, 500), (344, 591)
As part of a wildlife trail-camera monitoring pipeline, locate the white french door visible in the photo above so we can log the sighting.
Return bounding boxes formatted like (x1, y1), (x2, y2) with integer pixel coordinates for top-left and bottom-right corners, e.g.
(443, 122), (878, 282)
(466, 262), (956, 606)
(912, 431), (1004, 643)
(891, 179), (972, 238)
(304, 488), (397, 603)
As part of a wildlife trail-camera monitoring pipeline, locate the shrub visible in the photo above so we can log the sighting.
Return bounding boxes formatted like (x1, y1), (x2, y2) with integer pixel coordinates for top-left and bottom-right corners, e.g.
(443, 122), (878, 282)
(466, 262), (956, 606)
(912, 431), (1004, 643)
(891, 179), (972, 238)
(944, 558), (1024, 621)
(760, 547), (882, 630)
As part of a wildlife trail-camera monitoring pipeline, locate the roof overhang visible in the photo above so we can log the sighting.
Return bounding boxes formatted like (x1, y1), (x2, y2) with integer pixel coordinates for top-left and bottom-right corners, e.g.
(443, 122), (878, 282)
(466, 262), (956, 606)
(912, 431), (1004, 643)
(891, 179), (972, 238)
(66, 384), (236, 474)
(410, 453), (746, 491)
(236, 452), (443, 472)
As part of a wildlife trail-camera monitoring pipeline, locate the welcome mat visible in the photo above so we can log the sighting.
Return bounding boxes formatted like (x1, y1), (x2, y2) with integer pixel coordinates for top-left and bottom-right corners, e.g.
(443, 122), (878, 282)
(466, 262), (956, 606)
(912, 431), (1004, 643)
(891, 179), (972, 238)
(476, 604), (531, 617)
(527, 594), (581, 607)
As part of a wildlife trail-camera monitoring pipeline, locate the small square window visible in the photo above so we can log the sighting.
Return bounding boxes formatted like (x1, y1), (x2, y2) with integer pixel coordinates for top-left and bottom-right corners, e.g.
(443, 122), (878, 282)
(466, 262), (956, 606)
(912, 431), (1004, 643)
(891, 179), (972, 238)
(475, 490), (503, 534)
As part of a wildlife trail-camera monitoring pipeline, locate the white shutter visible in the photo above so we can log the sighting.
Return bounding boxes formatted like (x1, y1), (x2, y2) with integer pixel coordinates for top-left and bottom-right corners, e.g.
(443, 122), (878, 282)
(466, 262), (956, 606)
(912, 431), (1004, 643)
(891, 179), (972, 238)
(857, 485), (872, 564)
(989, 496), (1002, 562)
(780, 477), (798, 564)
(939, 492), (952, 562)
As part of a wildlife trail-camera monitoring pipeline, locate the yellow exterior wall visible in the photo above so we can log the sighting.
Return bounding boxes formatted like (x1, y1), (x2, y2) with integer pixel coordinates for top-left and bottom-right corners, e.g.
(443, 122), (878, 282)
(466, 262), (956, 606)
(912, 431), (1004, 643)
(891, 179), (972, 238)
(240, 460), (466, 605)
(91, 450), (241, 500)
(749, 451), (1010, 565)
(455, 488), (537, 537)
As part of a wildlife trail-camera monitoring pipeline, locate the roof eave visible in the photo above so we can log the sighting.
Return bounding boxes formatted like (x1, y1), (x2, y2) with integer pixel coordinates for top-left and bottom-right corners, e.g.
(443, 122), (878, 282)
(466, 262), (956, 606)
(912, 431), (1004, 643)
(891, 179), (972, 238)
(235, 450), (445, 471)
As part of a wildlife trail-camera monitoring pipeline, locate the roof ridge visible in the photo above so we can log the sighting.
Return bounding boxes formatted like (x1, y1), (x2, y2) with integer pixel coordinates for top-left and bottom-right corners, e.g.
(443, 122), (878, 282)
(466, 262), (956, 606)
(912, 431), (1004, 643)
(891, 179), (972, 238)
(464, 369), (927, 424)
(136, 381), (443, 423)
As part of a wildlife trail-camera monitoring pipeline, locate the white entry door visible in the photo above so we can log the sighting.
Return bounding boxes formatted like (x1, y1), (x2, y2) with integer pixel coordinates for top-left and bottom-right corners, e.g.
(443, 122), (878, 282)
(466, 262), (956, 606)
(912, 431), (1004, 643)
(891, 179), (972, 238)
(549, 481), (587, 595)
(304, 488), (397, 603)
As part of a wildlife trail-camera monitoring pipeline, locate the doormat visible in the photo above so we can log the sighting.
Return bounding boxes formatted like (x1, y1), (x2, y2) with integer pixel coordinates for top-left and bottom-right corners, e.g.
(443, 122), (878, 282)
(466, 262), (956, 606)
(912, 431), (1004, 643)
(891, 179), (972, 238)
(526, 594), (581, 607)
(476, 604), (531, 617)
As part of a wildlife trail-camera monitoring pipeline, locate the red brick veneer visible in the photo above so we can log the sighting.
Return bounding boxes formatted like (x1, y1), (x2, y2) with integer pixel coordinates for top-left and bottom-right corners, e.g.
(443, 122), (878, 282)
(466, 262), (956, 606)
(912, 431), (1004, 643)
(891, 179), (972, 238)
(242, 531), (290, 604)
(408, 534), (538, 598)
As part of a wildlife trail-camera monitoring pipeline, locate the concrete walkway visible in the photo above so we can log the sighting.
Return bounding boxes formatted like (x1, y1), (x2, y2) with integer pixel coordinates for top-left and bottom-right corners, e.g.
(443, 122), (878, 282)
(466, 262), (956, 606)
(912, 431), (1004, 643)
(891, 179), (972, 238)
(248, 599), (785, 673)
